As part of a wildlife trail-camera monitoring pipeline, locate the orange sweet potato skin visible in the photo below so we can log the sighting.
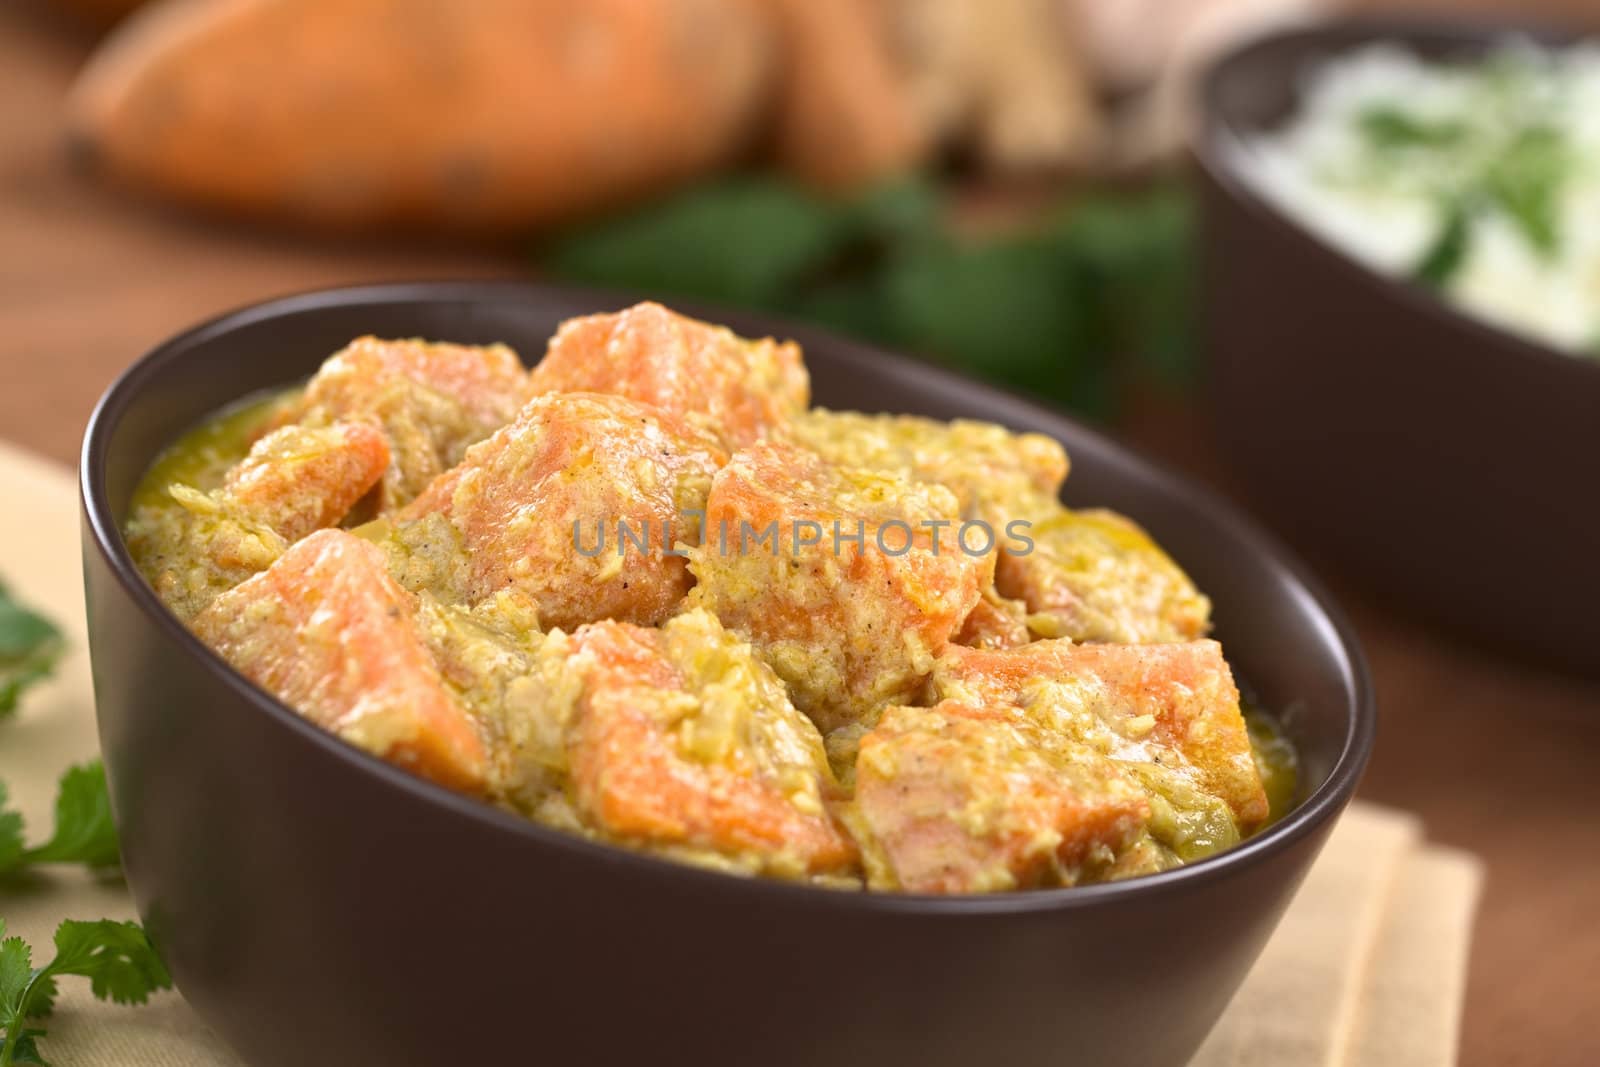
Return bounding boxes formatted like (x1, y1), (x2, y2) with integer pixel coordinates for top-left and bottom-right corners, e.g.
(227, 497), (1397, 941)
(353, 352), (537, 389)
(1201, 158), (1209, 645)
(68, 0), (775, 231)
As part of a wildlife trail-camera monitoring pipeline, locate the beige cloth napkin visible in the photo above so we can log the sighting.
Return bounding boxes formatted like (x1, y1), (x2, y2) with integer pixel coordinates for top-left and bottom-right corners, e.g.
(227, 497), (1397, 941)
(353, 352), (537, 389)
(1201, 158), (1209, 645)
(0, 439), (1482, 1066)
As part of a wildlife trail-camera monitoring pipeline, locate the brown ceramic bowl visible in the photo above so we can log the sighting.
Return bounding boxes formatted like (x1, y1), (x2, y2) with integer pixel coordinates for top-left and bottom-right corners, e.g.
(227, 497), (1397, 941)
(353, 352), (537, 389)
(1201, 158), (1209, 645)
(1194, 18), (1600, 676)
(81, 283), (1374, 1067)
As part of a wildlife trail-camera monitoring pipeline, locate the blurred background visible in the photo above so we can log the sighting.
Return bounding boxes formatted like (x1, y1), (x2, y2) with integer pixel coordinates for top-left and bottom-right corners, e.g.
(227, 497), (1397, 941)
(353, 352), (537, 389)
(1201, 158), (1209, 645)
(2, 0), (1598, 1063)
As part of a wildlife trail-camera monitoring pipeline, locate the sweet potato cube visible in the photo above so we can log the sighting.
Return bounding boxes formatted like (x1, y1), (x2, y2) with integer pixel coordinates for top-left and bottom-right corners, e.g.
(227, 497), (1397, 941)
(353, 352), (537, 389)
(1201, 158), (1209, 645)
(127, 420), (390, 620)
(787, 408), (1068, 527)
(552, 610), (856, 878)
(789, 410), (1064, 657)
(299, 336), (533, 509)
(223, 420), (390, 541)
(689, 440), (989, 734)
(852, 701), (1150, 893)
(393, 391), (725, 631)
(996, 506), (1211, 644)
(191, 530), (488, 793)
(531, 302), (808, 449)
(954, 589), (1031, 650)
(935, 639), (1268, 830)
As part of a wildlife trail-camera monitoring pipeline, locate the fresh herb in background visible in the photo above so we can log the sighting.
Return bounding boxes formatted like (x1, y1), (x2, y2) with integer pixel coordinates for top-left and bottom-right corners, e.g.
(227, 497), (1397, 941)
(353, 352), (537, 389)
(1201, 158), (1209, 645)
(543, 177), (1196, 421)
(0, 919), (172, 1067)
(1414, 198), (1474, 290)
(0, 584), (63, 718)
(1380, 116), (1573, 286)
(1356, 106), (1468, 152)
(0, 762), (121, 882)
(1482, 123), (1567, 258)
(1352, 53), (1577, 288)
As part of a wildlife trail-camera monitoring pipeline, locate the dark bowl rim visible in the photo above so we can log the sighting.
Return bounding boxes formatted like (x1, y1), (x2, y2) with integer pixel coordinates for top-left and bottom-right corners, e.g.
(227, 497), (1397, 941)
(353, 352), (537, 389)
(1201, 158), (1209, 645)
(81, 279), (1376, 914)
(1191, 13), (1600, 385)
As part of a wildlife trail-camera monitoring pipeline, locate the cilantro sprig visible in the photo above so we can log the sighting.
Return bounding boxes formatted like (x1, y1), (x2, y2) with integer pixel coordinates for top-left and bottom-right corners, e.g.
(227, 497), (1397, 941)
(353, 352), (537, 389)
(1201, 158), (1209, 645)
(0, 581), (159, 1065)
(0, 583), (62, 719)
(0, 762), (121, 881)
(0, 919), (172, 1066)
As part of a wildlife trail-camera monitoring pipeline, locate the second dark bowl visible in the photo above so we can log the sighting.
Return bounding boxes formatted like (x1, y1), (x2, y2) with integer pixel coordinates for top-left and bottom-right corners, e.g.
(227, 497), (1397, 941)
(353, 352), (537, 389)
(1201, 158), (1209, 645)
(1195, 18), (1600, 676)
(82, 283), (1373, 1067)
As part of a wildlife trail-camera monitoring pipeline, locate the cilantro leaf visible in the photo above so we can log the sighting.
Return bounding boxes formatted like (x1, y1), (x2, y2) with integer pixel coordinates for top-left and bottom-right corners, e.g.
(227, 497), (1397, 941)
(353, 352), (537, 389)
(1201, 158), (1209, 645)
(3, 1032), (43, 1067)
(880, 231), (1105, 415)
(0, 924), (43, 1067)
(47, 922), (171, 1007)
(18, 763), (119, 872)
(0, 583), (63, 719)
(831, 176), (943, 248)
(1483, 123), (1567, 258)
(0, 763), (121, 881)
(0, 919), (171, 1067)
(1050, 186), (1197, 389)
(544, 177), (850, 308)
(787, 271), (893, 346)
(1350, 61), (1575, 272)
(13, 981), (53, 1030)
(1357, 105), (1468, 151)
(0, 929), (31, 1019)
(0, 925), (57, 1029)
(0, 785), (22, 876)
(1415, 198), (1475, 289)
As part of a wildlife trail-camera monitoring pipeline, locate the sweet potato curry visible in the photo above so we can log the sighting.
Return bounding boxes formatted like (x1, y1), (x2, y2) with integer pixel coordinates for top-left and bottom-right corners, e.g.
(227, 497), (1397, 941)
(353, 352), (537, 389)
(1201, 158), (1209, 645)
(127, 302), (1295, 893)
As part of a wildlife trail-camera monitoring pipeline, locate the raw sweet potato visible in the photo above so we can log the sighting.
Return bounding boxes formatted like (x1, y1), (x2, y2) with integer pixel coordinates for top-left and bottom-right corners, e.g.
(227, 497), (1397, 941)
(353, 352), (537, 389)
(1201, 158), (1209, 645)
(68, 0), (776, 231)
(762, 0), (927, 189)
(870, 0), (1103, 171)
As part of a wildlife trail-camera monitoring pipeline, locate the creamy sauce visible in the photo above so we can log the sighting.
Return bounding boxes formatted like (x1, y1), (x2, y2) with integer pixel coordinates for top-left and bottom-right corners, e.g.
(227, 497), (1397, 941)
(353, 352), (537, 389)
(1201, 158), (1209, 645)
(130, 388), (298, 513)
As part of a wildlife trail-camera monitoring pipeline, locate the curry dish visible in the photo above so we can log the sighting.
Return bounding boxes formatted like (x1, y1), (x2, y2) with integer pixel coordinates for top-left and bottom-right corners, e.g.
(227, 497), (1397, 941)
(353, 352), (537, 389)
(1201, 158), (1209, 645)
(127, 302), (1295, 893)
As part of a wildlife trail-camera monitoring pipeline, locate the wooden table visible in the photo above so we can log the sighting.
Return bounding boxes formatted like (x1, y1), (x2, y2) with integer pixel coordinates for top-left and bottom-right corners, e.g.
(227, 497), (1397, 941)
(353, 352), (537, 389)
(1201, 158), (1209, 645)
(3, 7), (1596, 1066)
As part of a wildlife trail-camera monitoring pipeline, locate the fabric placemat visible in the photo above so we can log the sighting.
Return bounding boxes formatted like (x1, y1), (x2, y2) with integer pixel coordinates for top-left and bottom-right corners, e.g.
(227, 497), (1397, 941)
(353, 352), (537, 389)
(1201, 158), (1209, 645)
(0, 438), (1482, 1066)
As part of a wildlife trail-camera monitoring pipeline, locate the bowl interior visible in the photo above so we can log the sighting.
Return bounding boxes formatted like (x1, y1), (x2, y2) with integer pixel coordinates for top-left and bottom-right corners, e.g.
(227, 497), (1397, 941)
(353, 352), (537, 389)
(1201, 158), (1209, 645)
(86, 282), (1373, 888)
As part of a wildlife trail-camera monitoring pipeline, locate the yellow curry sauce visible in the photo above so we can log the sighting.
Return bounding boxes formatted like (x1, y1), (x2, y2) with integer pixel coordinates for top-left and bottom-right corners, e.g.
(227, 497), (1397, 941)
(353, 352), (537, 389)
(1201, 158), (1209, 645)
(129, 389), (296, 510)
(126, 303), (1298, 893)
